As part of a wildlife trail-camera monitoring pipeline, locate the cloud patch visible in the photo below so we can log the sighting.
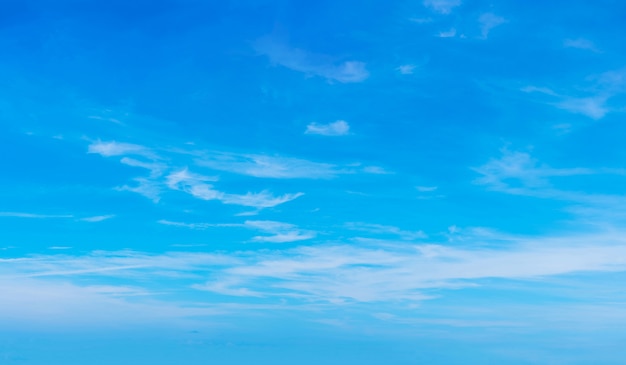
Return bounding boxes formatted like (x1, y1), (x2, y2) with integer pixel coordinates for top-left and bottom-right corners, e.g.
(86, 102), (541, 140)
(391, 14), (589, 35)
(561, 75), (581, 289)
(479, 13), (506, 39)
(255, 37), (369, 83)
(423, 0), (461, 14)
(305, 120), (350, 136)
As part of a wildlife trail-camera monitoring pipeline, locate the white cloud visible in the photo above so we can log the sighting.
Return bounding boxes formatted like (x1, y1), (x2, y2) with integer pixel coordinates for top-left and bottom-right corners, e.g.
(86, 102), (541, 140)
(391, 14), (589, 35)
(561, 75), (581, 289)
(157, 219), (314, 243)
(473, 149), (594, 194)
(564, 38), (599, 52)
(479, 13), (506, 39)
(346, 222), (426, 240)
(473, 149), (626, 221)
(521, 81), (615, 120)
(157, 220), (238, 229)
(196, 152), (340, 179)
(88, 141), (153, 158)
(362, 165), (392, 174)
(245, 220), (315, 243)
(416, 186), (438, 192)
(255, 37), (369, 83)
(305, 120), (350, 136)
(221, 191), (304, 208)
(556, 96), (609, 120)
(80, 215), (115, 223)
(90, 141), (307, 208)
(165, 168), (301, 208)
(120, 157), (166, 177)
(204, 233), (626, 303)
(423, 0), (461, 14)
(116, 178), (162, 203)
(3, 227), (626, 328)
(396, 64), (416, 75)
(438, 28), (457, 38)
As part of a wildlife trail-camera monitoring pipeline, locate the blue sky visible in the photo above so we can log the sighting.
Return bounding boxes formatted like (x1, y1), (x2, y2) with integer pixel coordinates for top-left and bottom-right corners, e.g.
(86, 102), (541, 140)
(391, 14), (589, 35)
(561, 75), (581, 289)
(2, 0), (626, 363)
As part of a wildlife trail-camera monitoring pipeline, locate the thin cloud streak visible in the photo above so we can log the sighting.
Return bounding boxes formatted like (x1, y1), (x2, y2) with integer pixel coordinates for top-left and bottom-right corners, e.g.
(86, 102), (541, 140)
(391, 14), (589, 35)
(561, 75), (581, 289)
(3, 230), (626, 304)
(255, 36), (369, 83)
(305, 120), (350, 136)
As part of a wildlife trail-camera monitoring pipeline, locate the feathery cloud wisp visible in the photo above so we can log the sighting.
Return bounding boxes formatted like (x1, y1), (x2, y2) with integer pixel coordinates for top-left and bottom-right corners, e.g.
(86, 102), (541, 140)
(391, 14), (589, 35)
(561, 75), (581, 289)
(396, 64), (416, 75)
(245, 220), (315, 243)
(479, 13), (506, 39)
(423, 0), (461, 14)
(305, 120), (350, 136)
(255, 37), (369, 83)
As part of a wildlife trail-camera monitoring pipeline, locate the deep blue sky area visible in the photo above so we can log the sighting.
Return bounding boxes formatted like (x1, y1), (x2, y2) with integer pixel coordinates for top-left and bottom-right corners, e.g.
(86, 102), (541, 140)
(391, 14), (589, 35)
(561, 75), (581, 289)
(2, 1), (626, 364)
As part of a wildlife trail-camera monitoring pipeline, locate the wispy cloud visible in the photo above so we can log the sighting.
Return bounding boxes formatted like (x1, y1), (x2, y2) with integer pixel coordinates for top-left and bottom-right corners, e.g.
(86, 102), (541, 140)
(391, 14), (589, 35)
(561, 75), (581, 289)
(196, 152), (340, 179)
(438, 28), (457, 38)
(479, 13), (506, 39)
(222, 191), (304, 208)
(165, 168), (303, 208)
(88, 140), (154, 158)
(473, 149), (626, 219)
(305, 120), (350, 136)
(5, 230), (625, 305)
(80, 215), (115, 223)
(3, 225), (626, 328)
(522, 86), (609, 119)
(396, 64), (417, 75)
(555, 96), (609, 119)
(473, 149), (593, 193)
(416, 186), (438, 192)
(521, 69), (626, 120)
(423, 0), (461, 14)
(158, 219), (314, 243)
(245, 220), (316, 243)
(255, 36), (369, 83)
(564, 38), (600, 52)
(157, 220), (238, 229)
(346, 222), (426, 240)
(117, 177), (162, 202)
(88, 141), (307, 209)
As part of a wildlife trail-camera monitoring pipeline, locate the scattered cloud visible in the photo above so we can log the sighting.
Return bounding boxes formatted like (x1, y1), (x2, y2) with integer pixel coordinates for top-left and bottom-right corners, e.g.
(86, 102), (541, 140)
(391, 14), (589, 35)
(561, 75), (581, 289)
(410, 17), (433, 24)
(157, 220), (238, 229)
(438, 28), (457, 38)
(396, 64), (417, 75)
(5, 231), (626, 307)
(473, 149), (594, 194)
(89, 141), (309, 208)
(473, 149), (626, 220)
(116, 177), (162, 203)
(165, 168), (303, 208)
(221, 191), (304, 208)
(479, 13), (506, 38)
(88, 140), (154, 158)
(423, 0), (461, 14)
(346, 222), (426, 240)
(196, 152), (340, 179)
(416, 186), (438, 192)
(120, 157), (167, 177)
(521, 69), (626, 120)
(361, 165), (392, 174)
(564, 38), (600, 52)
(305, 120), (350, 136)
(157, 219), (314, 243)
(555, 96), (609, 119)
(80, 215), (115, 223)
(245, 220), (316, 243)
(255, 36), (369, 83)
